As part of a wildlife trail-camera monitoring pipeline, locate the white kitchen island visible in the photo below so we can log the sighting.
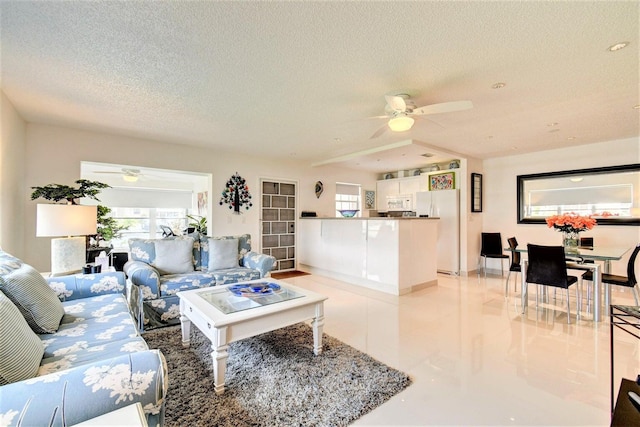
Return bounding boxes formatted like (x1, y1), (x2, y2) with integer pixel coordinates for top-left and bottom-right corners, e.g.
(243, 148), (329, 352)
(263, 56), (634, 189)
(297, 217), (439, 295)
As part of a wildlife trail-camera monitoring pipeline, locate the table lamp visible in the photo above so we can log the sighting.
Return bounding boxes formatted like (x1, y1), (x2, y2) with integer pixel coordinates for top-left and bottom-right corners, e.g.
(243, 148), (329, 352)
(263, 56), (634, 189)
(36, 204), (97, 276)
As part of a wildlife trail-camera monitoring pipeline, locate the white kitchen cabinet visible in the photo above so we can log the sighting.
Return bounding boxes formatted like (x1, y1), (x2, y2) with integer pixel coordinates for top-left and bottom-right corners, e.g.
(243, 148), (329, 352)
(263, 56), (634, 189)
(297, 219), (322, 266)
(376, 175), (428, 211)
(398, 175), (425, 195)
(297, 218), (438, 295)
(376, 179), (400, 211)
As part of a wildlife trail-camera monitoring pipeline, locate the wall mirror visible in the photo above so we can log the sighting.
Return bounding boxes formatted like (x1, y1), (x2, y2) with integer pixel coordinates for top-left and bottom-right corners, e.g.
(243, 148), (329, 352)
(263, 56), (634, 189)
(471, 173), (482, 212)
(517, 163), (640, 225)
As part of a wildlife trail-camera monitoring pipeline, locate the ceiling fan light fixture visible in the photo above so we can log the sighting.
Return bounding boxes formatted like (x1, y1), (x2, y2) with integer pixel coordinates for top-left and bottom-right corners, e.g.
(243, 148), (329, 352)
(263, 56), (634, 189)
(388, 115), (414, 132)
(123, 174), (139, 182)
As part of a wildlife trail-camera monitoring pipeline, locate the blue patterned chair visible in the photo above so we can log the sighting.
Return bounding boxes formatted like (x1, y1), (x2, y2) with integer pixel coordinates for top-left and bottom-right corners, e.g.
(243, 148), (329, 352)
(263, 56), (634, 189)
(0, 249), (167, 427)
(124, 233), (276, 331)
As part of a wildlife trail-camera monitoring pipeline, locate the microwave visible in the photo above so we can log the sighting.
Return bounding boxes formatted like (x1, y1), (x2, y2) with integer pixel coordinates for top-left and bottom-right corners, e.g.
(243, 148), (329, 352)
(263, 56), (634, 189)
(386, 194), (413, 211)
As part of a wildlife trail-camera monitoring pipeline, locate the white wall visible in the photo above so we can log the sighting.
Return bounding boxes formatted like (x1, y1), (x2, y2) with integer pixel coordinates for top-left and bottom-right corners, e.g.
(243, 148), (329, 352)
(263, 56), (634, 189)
(462, 156), (484, 274)
(23, 123), (378, 271)
(482, 137), (640, 275)
(0, 93), (27, 256)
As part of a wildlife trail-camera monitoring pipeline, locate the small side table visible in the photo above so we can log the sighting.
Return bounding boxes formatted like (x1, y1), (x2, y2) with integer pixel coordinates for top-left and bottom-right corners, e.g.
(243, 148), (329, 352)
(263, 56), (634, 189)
(72, 403), (148, 426)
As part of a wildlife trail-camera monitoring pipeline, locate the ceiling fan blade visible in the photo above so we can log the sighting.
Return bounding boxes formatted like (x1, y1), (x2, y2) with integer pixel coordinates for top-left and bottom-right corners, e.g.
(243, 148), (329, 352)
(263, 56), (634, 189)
(412, 100), (473, 116)
(370, 124), (389, 139)
(385, 95), (407, 112)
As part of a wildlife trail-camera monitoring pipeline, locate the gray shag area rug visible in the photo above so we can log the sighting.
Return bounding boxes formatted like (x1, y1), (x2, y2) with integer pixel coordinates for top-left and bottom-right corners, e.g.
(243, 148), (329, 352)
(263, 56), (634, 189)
(144, 323), (411, 427)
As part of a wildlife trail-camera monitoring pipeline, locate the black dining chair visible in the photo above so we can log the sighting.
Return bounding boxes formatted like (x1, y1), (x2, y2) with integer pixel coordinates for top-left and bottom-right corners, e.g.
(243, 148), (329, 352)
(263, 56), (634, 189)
(479, 232), (509, 278)
(582, 243), (640, 306)
(505, 237), (521, 297)
(524, 244), (581, 324)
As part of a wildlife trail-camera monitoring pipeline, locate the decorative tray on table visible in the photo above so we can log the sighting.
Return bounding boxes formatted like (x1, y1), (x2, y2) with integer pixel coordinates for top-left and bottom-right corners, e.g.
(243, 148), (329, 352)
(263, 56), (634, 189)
(228, 282), (281, 297)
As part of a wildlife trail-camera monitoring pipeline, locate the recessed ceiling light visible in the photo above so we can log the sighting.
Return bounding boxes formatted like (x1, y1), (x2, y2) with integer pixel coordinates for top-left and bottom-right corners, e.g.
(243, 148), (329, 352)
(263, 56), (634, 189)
(608, 42), (630, 52)
(491, 82), (506, 89)
(633, 105), (640, 109)
(547, 122), (559, 127)
(421, 153), (434, 158)
(570, 177), (583, 182)
(567, 136), (577, 140)
(333, 138), (341, 143)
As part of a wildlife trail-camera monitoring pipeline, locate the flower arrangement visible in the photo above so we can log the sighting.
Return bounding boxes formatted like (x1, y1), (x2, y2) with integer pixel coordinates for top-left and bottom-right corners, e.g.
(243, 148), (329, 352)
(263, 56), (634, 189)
(545, 213), (597, 234)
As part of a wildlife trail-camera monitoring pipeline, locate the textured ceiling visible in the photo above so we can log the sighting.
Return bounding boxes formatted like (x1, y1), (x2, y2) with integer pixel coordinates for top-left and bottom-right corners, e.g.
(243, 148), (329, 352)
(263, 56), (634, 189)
(1, 1), (638, 173)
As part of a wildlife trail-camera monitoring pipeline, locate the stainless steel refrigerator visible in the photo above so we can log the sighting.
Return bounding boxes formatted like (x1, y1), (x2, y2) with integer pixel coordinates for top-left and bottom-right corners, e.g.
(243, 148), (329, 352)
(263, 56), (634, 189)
(415, 189), (460, 275)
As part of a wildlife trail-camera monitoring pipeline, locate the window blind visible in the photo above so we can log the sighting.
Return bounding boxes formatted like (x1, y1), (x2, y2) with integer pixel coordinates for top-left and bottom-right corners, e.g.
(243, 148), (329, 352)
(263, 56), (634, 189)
(97, 188), (193, 209)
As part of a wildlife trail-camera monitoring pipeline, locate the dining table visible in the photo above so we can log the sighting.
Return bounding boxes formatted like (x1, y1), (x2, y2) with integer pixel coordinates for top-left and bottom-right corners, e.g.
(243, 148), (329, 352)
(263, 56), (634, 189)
(509, 246), (631, 322)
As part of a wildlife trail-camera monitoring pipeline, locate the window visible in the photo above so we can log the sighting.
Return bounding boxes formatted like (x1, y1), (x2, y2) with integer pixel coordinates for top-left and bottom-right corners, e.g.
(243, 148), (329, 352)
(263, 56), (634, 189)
(109, 207), (189, 248)
(335, 183), (361, 217)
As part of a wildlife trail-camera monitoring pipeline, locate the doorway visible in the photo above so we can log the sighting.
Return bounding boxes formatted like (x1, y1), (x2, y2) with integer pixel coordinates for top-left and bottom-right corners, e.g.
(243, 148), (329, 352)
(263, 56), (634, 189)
(260, 179), (297, 272)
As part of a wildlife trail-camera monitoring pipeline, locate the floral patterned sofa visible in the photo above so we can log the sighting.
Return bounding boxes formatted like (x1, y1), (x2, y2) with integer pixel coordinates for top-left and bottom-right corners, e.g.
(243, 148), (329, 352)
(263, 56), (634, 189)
(0, 249), (167, 427)
(124, 233), (276, 330)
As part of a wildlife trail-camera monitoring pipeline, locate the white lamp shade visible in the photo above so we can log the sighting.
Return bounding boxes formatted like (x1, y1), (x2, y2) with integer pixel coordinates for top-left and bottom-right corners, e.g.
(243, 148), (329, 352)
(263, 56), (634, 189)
(388, 115), (415, 132)
(36, 204), (97, 237)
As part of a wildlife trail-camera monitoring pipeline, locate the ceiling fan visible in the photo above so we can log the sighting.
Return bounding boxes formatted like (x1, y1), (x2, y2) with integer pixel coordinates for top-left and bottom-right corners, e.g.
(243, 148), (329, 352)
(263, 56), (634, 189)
(370, 94), (473, 139)
(92, 168), (144, 182)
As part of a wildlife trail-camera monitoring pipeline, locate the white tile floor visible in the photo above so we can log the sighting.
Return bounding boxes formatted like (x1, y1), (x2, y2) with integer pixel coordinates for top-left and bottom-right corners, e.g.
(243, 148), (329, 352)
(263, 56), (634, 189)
(285, 272), (640, 426)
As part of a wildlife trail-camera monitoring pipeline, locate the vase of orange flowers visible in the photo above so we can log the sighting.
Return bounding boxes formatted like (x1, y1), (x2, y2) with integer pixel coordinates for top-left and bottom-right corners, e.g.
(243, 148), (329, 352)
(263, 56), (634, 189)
(562, 231), (579, 250)
(545, 213), (597, 251)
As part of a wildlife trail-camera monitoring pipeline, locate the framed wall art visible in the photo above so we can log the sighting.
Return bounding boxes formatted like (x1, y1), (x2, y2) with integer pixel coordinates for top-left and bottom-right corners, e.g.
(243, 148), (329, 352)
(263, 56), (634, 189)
(471, 173), (483, 212)
(429, 172), (456, 191)
(364, 190), (375, 209)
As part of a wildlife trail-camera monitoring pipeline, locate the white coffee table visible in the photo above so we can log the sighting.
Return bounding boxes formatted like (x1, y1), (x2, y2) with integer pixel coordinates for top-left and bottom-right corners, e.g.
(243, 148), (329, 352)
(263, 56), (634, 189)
(177, 278), (327, 395)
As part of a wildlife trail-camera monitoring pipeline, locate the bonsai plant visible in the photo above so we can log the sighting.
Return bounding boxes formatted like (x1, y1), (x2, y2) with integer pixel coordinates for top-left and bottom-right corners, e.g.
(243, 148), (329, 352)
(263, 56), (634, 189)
(30, 179), (110, 205)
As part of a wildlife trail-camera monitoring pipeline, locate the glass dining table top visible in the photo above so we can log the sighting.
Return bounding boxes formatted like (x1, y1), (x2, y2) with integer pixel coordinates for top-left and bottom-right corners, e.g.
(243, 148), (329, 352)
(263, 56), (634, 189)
(510, 246), (630, 261)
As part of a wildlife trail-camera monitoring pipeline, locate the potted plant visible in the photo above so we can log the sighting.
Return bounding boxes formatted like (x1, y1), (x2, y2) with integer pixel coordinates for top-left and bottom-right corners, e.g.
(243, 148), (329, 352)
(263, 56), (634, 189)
(186, 214), (207, 235)
(94, 205), (128, 246)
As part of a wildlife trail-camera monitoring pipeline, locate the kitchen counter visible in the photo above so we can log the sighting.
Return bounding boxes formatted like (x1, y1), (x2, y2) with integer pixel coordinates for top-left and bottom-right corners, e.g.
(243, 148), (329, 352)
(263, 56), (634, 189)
(297, 217), (439, 295)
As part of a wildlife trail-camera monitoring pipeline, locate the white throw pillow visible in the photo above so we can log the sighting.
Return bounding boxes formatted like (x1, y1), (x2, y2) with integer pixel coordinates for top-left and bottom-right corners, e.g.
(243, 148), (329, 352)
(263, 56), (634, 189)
(208, 238), (239, 271)
(154, 237), (195, 275)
